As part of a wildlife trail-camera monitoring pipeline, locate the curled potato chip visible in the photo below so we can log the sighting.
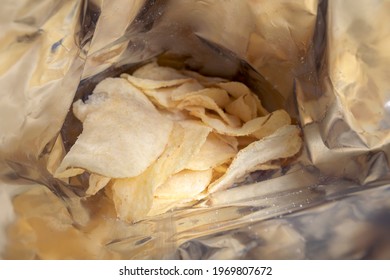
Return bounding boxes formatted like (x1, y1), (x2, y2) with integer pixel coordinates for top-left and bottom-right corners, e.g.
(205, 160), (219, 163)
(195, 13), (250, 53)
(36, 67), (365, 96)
(110, 176), (154, 222)
(121, 62), (192, 90)
(143, 81), (204, 109)
(172, 87), (231, 108)
(132, 61), (187, 80)
(185, 133), (237, 170)
(154, 169), (212, 199)
(208, 125), (302, 193)
(181, 69), (228, 86)
(252, 110), (291, 139)
(189, 107), (290, 138)
(147, 197), (197, 217)
(217, 81), (250, 98)
(178, 95), (241, 127)
(149, 169), (212, 216)
(122, 73), (192, 90)
(110, 121), (211, 221)
(225, 95), (255, 122)
(55, 78), (173, 179)
(55, 62), (302, 222)
(218, 81), (268, 116)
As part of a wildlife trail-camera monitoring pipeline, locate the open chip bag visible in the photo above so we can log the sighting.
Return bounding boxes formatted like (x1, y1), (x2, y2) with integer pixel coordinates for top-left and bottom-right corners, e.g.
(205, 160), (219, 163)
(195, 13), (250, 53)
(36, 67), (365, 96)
(1, 0), (390, 259)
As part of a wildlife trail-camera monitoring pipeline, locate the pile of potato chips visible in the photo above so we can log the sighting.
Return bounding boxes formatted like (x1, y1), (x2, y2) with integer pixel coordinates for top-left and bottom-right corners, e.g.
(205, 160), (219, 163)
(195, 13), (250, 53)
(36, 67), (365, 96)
(54, 62), (302, 222)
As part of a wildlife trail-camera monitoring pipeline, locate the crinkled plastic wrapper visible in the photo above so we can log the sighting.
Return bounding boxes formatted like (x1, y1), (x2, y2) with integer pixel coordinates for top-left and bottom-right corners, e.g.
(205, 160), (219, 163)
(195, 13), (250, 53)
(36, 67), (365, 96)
(1, 0), (390, 259)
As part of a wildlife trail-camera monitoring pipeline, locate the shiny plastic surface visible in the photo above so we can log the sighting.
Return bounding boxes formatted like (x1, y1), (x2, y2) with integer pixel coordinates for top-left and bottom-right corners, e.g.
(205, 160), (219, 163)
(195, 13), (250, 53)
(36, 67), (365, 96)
(1, 0), (389, 259)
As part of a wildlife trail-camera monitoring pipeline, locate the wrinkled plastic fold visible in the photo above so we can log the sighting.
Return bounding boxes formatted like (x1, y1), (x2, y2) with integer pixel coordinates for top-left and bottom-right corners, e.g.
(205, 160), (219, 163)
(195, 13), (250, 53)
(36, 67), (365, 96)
(1, 0), (390, 259)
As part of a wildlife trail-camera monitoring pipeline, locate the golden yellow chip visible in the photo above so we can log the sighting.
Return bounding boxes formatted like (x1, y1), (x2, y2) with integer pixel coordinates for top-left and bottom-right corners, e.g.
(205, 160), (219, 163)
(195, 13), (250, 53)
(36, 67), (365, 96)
(110, 121), (211, 222)
(110, 176), (154, 223)
(55, 61), (302, 223)
(177, 95), (242, 128)
(55, 78), (173, 179)
(132, 61), (187, 80)
(185, 133), (237, 170)
(217, 81), (250, 98)
(143, 80), (204, 109)
(252, 109), (291, 139)
(172, 87), (231, 108)
(225, 95), (255, 122)
(147, 197), (197, 217)
(188, 107), (290, 138)
(181, 69), (228, 86)
(208, 125), (302, 193)
(154, 169), (212, 199)
(218, 81), (268, 116)
(121, 62), (193, 90)
(149, 168), (213, 216)
(122, 73), (192, 90)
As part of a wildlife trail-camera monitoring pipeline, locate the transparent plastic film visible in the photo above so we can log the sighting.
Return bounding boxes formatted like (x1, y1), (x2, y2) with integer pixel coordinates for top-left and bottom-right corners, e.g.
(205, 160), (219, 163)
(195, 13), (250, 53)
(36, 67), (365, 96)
(1, 0), (390, 259)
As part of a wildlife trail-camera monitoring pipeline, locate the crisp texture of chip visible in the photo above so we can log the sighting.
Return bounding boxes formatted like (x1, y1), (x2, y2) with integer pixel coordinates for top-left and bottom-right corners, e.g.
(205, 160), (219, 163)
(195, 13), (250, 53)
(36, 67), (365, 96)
(225, 95), (255, 122)
(122, 74), (192, 90)
(177, 95), (241, 127)
(172, 87), (231, 108)
(147, 197), (197, 217)
(132, 61), (187, 80)
(208, 125), (302, 193)
(55, 78), (173, 179)
(218, 81), (268, 116)
(154, 169), (212, 199)
(143, 81), (204, 109)
(252, 110), (291, 139)
(217, 81), (250, 98)
(149, 168), (213, 216)
(185, 133), (237, 170)
(181, 70), (227, 86)
(110, 121), (211, 221)
(54, 62), (303, 223)
(109, 176), (154, 222)
(121, 62), (192, 90)
(189, 107), (291, 138)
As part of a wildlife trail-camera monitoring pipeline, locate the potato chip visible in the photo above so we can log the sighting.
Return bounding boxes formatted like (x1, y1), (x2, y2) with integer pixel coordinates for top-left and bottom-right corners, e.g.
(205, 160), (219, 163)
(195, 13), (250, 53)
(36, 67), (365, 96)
(208, 125), (302, 193)
(132, 61), (187, 80)
(177, 95), (241, 127)
(110, 121), (211, 221)
(214, 133), (239, 150)
(122, 73), (192, 90)
(252, 109), (291, 139)
(243, 92), (267, 117)
(181, 69), (228, 86)
(172, 87), (231, 108)
(225, 95), (255, 122)
(55, 61), (302, 223)
(189, 107), (290, 138)
(218, 81), (268, 116)
(55, 78), (173, 179)
(147, 197), (197, 217)
(217, 81), (250, 98)
(159, 108), (192, 122)
(149, 169), (213, 216)
(109, 176), (154, 222)
(185, 133), (237, 170)
(121, 61), (192, 89)
(143, 80), (204, 109)
(154, 169), (212, 199)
